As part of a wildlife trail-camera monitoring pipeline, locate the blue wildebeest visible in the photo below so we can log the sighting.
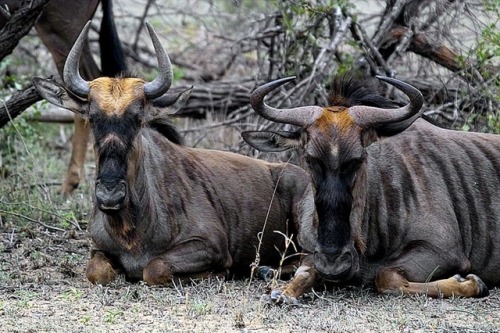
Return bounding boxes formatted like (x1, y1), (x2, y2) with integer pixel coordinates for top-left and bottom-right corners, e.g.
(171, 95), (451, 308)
(32, 22), (319, 286)
(243, 75), (500, 299)
(0, 0), (125, 195)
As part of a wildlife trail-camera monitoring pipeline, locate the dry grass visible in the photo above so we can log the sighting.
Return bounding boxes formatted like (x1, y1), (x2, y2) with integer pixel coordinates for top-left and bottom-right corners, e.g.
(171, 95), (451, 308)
(0, 228), (499, 333)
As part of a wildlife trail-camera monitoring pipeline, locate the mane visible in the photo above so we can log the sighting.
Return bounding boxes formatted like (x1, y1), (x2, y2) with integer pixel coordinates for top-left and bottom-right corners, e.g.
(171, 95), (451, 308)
(148, 117), (184, 145)
(327, 73), (399, 109)
(113, 71), (138, 79)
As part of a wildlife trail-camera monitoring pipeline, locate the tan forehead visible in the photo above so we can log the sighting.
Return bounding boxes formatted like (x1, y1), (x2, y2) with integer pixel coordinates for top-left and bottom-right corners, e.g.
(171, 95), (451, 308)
(89, 78), (145, 116)
(313, 107), (356, 134)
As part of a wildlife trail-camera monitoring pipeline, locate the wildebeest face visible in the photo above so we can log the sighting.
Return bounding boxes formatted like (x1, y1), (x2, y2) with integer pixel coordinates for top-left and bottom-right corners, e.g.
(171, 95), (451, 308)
(32, 21), (192, 213)
(242, 108), (366, 280)
(88, 78), (146, 212)
(33, 72), (192, 214)
(303, 111), (368, 280)
(304, 108), (367, 185)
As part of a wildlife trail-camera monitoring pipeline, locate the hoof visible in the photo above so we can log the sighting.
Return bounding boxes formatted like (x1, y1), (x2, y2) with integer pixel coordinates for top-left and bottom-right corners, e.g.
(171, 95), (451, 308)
(452, 274), (465, 282)
(143, 258), (173, 286)
(269, 289), (298, 305)
(466, 274), (489, 297)
(86, 253), (119, 285)
(256, 266), (276, 282)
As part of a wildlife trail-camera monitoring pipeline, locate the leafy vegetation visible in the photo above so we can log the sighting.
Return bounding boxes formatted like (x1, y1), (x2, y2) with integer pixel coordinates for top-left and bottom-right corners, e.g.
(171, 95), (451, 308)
(0, 116), (92, 232)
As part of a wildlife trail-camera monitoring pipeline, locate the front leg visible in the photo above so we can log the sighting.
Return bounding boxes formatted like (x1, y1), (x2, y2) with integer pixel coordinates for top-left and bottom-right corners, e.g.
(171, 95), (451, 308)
(373, 243), (489, 298)
(376, 267), (489, 298)
(86, 250), (122, 285)
(143, 238), (231, 286)
(267, 255), (319, 304)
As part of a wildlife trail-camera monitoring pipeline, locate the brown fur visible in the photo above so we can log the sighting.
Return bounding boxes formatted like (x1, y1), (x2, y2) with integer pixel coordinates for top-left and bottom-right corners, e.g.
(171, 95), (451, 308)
(310, 98), (499, 298)
(308, 77), (500, 298)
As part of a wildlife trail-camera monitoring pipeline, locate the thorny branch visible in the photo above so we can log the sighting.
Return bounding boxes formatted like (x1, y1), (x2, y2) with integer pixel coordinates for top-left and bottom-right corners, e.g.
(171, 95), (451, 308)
(0, 0), (498, 133)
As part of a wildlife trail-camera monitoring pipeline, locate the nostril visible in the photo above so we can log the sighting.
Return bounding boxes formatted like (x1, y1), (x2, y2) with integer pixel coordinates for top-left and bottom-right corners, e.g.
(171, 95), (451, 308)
(117, 180), (126, 191)
(94, 179), (128, 210)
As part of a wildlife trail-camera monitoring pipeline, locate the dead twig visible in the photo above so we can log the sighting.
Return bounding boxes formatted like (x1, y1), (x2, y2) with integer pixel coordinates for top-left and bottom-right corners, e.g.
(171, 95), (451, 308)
(0, 209), (66, 232)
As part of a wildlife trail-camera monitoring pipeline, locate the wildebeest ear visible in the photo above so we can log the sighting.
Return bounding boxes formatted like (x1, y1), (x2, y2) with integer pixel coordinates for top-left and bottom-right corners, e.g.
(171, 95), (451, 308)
(151, 87), (193, 117)
(241, 130), (302, 152)
(361, 128), (379, 147)
(32, 77), (86, 117)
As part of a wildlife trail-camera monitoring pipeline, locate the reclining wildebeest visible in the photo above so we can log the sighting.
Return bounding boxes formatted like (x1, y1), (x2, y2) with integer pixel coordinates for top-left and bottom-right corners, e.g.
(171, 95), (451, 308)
(0, 0), (125, 195)
(32, 22), (319, 287)
(243, 74), (500, 299)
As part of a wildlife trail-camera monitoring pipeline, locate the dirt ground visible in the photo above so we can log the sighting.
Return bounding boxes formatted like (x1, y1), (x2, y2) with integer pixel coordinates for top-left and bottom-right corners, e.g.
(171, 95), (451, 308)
(0, 226), (498, 333)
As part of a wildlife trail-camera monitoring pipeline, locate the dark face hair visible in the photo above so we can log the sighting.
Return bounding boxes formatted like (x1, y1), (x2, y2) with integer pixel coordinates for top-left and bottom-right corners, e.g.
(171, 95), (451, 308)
(90, 99), (144, 213)
(305, 120), (364, 255)
(86, 83), (185, 215)
(93, 109), (141, 179)
(304, 74), (397, 255)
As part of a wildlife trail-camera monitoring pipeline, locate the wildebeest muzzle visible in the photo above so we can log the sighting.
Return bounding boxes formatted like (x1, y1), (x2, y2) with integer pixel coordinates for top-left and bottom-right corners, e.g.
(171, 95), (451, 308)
(313, 242), (360, 282)
(95, 179), (128, 212)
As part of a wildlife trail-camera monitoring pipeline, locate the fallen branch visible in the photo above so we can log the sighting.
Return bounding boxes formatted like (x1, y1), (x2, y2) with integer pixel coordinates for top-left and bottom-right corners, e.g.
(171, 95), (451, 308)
(26, 107), (74, 123)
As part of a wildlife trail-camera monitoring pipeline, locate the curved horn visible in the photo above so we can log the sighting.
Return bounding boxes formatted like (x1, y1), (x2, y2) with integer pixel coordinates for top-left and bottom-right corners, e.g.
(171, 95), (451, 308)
(63, 21), (91, 98)
(250, 77), (323, 127)
(143, 22), (173, 99)
(347, 76), (424, 129)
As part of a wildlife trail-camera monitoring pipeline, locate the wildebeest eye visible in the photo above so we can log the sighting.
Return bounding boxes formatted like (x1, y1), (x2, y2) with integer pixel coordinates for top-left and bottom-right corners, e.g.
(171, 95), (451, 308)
(305, 155), (328, 175)
(340, 158), (363, 174)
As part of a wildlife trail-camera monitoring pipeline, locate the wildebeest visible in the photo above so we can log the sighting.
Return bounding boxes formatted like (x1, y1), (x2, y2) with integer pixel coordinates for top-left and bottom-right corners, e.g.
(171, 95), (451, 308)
(0, 0), (125, 195)
(243, 74), (500, 298)
(32, 22), (319, 286)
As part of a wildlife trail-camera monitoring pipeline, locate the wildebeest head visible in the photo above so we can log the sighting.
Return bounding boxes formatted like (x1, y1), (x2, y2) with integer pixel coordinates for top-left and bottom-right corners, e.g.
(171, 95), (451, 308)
(33, 22), (191, 213)
(242, 74), (423, 281)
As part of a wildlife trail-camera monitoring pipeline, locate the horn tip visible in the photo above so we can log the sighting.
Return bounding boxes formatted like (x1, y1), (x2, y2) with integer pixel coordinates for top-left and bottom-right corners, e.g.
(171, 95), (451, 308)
(82, 21), (92, 34)
(375, 75), (390, 82)
(272, 76), (296, 86)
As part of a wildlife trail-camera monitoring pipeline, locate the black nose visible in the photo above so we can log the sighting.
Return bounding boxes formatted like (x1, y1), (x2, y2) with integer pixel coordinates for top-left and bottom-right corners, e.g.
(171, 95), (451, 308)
(95, 179), (127, 211)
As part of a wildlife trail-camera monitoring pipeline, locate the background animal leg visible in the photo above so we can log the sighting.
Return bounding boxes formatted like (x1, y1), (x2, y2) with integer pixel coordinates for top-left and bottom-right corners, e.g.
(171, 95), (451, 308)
(86, 250), (122, 285)
(376, 267), (489, 298)
(60, 46), (100, 195)
(61, 116), (90, 194)
(143, 239), (231, 286)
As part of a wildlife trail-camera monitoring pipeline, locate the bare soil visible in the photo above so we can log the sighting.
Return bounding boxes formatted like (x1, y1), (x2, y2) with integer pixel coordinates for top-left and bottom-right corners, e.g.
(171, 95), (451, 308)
(0, 226), (499, 333)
